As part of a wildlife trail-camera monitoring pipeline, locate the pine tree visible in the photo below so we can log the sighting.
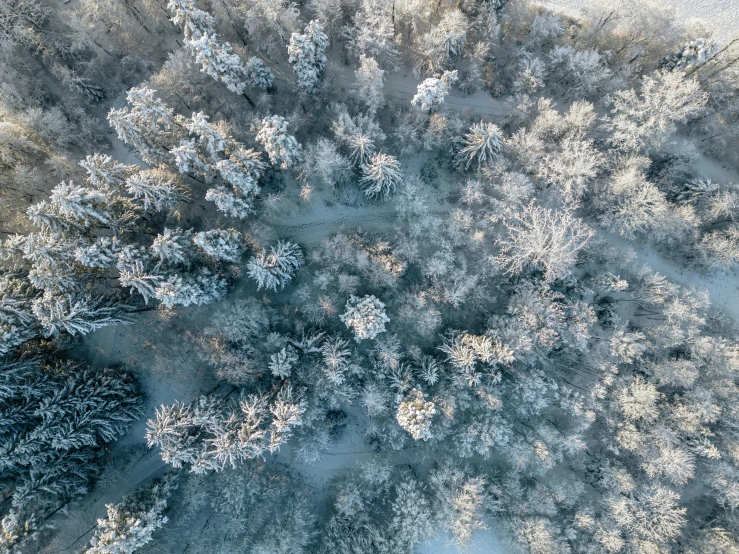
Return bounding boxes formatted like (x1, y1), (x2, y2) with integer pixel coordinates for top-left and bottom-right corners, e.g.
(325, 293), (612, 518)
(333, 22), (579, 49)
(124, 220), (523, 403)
(79, 154), (137, 192)
(85, 476), (175, 554)
(411, 71), (458, 112)
(31, 293), (132, 337)
(340, 295), (389, 341)
(192, 229), (244, 263)
(0, 358), (141, 527)
(256, 115), (302, 168)
(108, 87), (177, 165)
(245, 57), (275, 91)
(355, 55), (385, 114)
(360, 152), (403, 199)
(288, 20), (329, 93)
(455, 121), (503, 169)
(247, 241), (304, 291)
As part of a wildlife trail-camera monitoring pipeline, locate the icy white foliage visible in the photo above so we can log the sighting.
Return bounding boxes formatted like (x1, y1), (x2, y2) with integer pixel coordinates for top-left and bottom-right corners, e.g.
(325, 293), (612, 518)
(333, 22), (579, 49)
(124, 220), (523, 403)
(171, 139), (208, 175)
(347, 0), (400, 68)
(108, 87), (175, 164)
(245, 56), (274, 90)
(167, 0), (214, 40)
(205, 186), (254, 219)
(215, 146), (265, 195)
(662, 38), (719, 72)
(256, 115), (302, 168)
(355, 55), (384, 114)
(359, 152), (403, 199)
(168, 0), (250, 95)
(124, 170), (182, 213)
(79, 154), (135, 191)
(270, 347), (298, 378)
(85, 478), (173, 554)
(396, 388), (436, 440)
(186, 112), (227, 162)
(74, 237), (119, 268)
(496, 203), (594, 282)
(188, 33), (248, 94)
(288, 20), (329, 93)
(411, 70), (458, 112)
(609, 70), (708, 152)
(340, 294), (389, 341)
(513, 56), (545, 93)
(192, 229), (244, 262)
(455, 121), (503, 169)
(154, 269), (227, 309)
(31, 293), (130, 337)
(301, 138), (352, 187)
(247, 241), (304, 291)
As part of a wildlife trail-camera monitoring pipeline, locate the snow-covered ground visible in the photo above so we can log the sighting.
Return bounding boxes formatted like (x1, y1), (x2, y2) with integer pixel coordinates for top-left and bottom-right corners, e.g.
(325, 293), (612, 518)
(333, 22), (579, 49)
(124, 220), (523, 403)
(543, 0), (739, 41)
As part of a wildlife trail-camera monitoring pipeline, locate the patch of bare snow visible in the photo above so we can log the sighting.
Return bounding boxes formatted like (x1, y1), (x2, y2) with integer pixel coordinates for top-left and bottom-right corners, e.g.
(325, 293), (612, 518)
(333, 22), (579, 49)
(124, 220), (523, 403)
(417, 530), (506, 554)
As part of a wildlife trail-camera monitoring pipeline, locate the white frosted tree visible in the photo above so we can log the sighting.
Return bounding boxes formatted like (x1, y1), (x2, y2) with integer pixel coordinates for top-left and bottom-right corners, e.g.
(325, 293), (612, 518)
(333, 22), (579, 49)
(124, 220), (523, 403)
(455, 121), (503, 169)
(245, 56), (274, 90)
(84, 477), (174, 554)
(355, 55), (384, 114)
(496, 203), (595, 283)
(108, 87), (176, 165)
(396, 389), (436, 440)
(346, 0), (400, 69)
(609, 70), (708, 152)
(411, 70), (458, 112)
(192, 229), (244, 263)
(31, 293), (131, 337)
(288, 20), (329, 93)
(360, 152), (403, 199)
(340, 295), (389, 341)
(125, 169), (183, 213)
(247, 241), (304, 292)
(79, 154), (136, 191)
(186, 111), (227, 162)
(256, 115), (302, 168)
(205, 186), (254, 219)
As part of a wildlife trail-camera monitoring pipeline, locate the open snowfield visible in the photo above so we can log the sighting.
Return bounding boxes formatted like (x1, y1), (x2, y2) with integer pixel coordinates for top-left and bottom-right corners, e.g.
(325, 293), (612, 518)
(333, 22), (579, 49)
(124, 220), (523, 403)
(544, 0), (739, 41)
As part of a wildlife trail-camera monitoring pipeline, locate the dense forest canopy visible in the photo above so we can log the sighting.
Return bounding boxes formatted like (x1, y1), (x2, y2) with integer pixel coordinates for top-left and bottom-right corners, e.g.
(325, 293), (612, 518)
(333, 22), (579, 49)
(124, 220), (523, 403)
(0, 0), (739, 553)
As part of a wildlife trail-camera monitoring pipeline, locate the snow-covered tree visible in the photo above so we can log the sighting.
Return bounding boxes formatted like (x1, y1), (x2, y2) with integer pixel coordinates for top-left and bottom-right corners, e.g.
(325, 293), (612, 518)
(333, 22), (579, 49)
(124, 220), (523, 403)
(245, 56), (275, 90)
(496, 203), (594, 283)
(167, 0), (214, 40)
(288, 20), (329, 93)
(205, 185), (255, 219)
(355, 55), (384, 114)
(608, 70), (708, 152)
(79, 154), (136, 191)
(360, 152), (403, 199)
(411, 70), (458, 112)
(346, 0), (400, 69)
(247, 240), (304, 291)
(108, 87), (177, 165)
(125, 168), (183, 213)
(85, 476), (174, 554)
(417, 9), (469, 73)
(0, 358), (141, 512)
(455, 121), (503, 169)
(396, 389), (435, 440)
(31, 293), (131, 337)
(256, 115), (302, 168)
(340, 295), (389, 341)
(192, 229), (244, 263)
